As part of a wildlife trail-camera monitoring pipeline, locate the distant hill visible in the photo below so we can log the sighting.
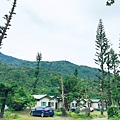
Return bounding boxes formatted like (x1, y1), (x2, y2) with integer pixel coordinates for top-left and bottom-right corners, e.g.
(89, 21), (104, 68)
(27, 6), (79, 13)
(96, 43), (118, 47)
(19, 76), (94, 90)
(0, 53), (100, 98)
(0, 53), (99, 79)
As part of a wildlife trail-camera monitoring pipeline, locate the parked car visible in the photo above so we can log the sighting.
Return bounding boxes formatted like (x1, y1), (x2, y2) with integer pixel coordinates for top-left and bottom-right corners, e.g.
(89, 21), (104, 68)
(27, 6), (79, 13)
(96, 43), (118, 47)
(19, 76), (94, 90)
(71, 106), (94, 112)
(80, 106), (94, 112)
(30, 106), (54, 117)
(71, 107), (78, 112)
(71, 106), (82, 112)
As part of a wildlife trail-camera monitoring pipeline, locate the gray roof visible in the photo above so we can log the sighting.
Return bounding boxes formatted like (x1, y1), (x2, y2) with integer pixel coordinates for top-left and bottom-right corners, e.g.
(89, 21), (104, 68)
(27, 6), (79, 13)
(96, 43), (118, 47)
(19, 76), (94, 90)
(33, 94), (61, 100)
(90, 99), (100, 102)
(33, 94), (47, 99)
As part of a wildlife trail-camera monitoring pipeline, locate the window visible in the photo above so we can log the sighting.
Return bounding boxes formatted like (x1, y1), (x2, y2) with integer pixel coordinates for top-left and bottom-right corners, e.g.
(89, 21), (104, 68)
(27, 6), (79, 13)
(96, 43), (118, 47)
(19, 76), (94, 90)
(50, 102), (54, 107)
(72, 103), (74, 107)
(41, 102), (46, 106)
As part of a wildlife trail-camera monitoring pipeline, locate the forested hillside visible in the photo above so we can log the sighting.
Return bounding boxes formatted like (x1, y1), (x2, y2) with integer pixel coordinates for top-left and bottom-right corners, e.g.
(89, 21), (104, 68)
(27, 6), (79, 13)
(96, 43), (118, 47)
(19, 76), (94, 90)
(0, 61), (100, 99)
(0, 61), (61, 95)
(0, 53), (99, 79)
(0, 53), (101, 98)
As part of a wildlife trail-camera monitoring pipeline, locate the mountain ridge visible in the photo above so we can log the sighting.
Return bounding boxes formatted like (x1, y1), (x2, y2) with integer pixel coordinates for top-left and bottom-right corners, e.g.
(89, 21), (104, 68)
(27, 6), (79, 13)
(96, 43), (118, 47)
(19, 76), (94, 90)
(0, 53), (99, 79)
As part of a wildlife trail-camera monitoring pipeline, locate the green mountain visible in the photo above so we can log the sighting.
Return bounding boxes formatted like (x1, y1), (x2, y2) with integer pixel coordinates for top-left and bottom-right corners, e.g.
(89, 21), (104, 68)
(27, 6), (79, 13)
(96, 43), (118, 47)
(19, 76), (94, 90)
(0, 53), (99, 79)
(0, 53), (100, 98)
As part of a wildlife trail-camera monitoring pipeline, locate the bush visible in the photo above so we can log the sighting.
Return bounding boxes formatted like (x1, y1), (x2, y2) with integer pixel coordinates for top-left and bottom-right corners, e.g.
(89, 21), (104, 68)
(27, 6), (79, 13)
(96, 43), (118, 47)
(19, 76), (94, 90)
(12, 113), (19, 119)
(75, 109), (80, 114)
(110, 111), (120, 120)
(107, 106), (119, 118)
(67, 111), (76, 117)
(5, 111), (20, 119)
(7, 87), (36, 111)
(54, 111), (62, 116)
(67, 111), (92, 119)
(60, 107), (67, 116)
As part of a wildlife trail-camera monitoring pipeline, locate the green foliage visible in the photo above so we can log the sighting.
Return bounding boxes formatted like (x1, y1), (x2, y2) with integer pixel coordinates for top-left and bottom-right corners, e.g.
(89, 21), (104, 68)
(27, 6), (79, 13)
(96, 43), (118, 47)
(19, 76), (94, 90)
(107, 106), (119, 118)
(0, 54), (102, 99)
(4, 111), (20, 119)
(67, 111), (76, 117)
(95, 19), (110, 115)
(0, 61), (101, 99)
(74, 68), (78, 78)
(67, 111), (91, 119)
(33, 52), (42, 94)
(109, 116), (119, 120)
(63, 76), (79, 108)
(0, 82), (17, 118)
(7, 87), (36, 111)
(0, 54), (100, 80)
(76, 114), (92, 119)
(74, 109), (80, 114)
(54, 110), (62, 116)
(60, 107), (67, 116)
(0, 53), (107, 103)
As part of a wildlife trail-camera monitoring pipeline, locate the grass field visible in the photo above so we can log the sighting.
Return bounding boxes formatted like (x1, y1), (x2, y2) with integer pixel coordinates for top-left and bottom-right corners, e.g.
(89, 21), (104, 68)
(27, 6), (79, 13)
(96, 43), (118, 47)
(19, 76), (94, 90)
(0, 110), (108, 120)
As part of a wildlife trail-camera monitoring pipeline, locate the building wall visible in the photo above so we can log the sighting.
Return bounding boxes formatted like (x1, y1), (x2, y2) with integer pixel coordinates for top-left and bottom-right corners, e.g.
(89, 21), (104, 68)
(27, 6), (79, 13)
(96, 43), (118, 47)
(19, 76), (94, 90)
(70, 100), (77, 107)
(35, 97), (59, 109)
(49, 98), (58, 109)
(58, 101), (63, 109)
(34, 95), (106, 110)
(91, 103), (99, 109)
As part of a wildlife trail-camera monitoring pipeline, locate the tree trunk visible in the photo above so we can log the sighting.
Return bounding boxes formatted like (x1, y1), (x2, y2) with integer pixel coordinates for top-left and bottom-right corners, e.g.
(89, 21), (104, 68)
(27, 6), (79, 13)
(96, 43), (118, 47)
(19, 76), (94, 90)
(107, 67), (112, 106)
(0, 99), (6, 118)
(87, 100), (90, 116)
(101, 95), (104, 115)
(101, 70), (104, 115)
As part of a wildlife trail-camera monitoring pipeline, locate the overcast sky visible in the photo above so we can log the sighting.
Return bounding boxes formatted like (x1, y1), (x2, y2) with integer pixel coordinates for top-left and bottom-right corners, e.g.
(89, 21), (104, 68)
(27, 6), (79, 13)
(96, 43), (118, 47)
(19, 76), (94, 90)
(0, 0), (120, 68)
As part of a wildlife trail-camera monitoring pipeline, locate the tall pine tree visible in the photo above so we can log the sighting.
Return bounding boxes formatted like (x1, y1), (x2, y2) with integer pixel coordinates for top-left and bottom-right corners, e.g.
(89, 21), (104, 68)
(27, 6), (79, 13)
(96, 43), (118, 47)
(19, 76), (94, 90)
(33, 52), (42, 94)
(95, 19), (110, 115)
(110, 49), (120, 105)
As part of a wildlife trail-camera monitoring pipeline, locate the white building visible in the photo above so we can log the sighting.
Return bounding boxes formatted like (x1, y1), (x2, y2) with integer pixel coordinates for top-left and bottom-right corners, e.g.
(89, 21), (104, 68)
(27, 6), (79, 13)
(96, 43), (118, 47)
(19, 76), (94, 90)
(33, 94), (62, 110)
(33, 95), (107, 110)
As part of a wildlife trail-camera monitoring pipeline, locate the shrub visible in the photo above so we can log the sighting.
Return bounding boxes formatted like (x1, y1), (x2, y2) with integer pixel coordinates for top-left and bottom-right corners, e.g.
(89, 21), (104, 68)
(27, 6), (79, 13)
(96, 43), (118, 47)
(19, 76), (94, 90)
(7, 87), (36, 111)
(54, 111), (62, 116)
(5, 111), (20, 119)
(11, 113), (19, 119)
(4, 111), (11, 118)
(67, 111), (76, 117)
(75, 109), (80, 114)
(107, 106), (119, 118)
(78, 114), (92, 119)
(60, 107), (67, 116)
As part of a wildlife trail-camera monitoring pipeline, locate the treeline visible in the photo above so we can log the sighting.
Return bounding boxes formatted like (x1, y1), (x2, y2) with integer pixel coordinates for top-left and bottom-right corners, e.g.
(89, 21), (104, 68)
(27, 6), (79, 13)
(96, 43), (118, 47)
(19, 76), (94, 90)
(0, 61), (99, 98)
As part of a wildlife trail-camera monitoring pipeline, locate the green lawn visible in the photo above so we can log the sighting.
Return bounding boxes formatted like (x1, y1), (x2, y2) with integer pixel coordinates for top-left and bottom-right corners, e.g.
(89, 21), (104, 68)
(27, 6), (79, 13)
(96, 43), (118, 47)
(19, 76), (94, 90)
(0, 110), (108, 120)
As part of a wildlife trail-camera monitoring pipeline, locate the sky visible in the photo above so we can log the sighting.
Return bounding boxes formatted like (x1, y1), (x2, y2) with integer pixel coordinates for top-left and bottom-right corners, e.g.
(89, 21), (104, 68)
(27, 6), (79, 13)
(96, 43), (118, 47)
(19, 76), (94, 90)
(0, 0), (120, 68)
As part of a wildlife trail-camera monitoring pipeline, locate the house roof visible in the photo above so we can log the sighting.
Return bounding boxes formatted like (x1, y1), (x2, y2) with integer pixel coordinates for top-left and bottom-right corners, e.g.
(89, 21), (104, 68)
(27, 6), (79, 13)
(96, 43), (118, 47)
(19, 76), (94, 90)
(50, 96), (55, 98)
(33, 94), (47, 99)
(90, 99), (100, 103)
(33, 94), (62, 100)
(79, 98), (100, 103)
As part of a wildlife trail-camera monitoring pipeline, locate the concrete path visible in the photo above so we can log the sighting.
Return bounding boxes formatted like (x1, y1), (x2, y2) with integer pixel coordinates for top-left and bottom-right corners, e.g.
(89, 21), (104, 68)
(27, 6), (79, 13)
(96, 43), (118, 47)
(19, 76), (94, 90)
(92, 118), (107, 120)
